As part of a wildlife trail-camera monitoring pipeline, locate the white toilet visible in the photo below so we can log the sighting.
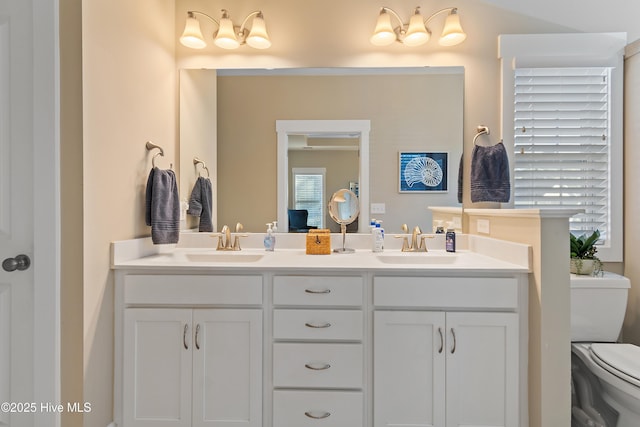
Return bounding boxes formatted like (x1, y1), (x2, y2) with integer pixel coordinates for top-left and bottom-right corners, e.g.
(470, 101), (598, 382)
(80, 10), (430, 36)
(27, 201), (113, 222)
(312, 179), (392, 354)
(571, 271), (640, 427)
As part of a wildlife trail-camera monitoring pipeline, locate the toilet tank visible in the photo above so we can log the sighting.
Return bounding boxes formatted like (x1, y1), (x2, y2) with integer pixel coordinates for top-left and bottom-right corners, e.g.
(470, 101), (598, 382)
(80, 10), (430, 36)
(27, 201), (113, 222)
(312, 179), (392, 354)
(571, 272), (630, 342)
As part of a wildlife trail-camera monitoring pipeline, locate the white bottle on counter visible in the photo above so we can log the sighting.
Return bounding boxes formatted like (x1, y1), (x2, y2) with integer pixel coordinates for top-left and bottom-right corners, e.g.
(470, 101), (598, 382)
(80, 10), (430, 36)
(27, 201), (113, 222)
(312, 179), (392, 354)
(372, 220), (384, 252)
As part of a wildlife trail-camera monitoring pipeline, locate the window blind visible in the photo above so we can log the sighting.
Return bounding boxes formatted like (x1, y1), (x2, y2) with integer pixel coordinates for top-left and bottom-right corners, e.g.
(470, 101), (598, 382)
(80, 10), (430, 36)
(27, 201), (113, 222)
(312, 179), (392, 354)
(513, 67), (611, 241)
(293, 172), (324, 227)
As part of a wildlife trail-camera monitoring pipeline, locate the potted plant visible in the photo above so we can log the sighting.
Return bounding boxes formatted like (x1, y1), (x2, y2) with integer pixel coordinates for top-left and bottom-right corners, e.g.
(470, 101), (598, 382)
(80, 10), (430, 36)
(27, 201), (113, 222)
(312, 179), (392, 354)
(570, 230), (602, 275)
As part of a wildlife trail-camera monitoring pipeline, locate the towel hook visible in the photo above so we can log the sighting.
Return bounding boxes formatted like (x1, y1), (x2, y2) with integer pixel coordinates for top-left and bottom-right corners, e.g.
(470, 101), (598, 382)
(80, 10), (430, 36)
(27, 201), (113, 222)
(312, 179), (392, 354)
(193, 157), (210, 177)
(146, 141), (166, 168)
(473, 125), (490, 146)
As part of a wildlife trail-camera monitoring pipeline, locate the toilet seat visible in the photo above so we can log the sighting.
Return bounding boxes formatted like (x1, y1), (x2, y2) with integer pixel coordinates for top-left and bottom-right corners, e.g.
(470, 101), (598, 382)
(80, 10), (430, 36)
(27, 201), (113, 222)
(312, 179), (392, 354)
(590, 343), (640, 388)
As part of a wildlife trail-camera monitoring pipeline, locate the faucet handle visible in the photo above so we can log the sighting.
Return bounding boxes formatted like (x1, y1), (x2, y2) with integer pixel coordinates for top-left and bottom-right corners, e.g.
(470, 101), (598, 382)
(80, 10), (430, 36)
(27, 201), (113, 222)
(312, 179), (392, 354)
(394, 235), (411, 252)
(232, 233), (249, 251)
(418, 235), (434, 252)
(235, 222), (244, 232)
(211, 232), (224, 250)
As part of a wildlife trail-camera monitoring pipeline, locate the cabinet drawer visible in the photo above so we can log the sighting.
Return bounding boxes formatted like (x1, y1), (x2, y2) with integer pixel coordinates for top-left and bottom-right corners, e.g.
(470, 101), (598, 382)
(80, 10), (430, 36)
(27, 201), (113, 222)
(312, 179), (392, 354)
(273, 390), (363, 427)
(124, 275), (263, 305)
(273, 343), (363, 388)
(273, 276), (363, 306)
(273, 310), (363, 341)
(374, 276), (518, 309)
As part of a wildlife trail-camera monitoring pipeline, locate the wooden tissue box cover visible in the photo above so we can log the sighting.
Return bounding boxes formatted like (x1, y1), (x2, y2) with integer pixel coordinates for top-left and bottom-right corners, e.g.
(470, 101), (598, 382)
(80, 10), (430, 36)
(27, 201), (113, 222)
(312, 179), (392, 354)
(306, 229), (331, 255)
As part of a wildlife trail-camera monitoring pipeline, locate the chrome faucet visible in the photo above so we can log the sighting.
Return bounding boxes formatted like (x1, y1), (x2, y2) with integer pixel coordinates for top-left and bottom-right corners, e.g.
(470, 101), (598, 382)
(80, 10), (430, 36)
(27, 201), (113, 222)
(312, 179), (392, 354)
(215, 222), (246, 251)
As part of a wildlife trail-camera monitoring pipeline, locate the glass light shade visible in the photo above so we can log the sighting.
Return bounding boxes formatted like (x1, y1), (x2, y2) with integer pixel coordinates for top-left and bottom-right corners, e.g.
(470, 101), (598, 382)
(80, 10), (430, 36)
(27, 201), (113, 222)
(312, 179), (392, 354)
(214, 16), (240, 49)
(439, 11), (467, 46)
(370, 11), (396, 46)
(403, 12), (429, 46)
(246, 14), (271, 49)
(180, 14), (207, 49)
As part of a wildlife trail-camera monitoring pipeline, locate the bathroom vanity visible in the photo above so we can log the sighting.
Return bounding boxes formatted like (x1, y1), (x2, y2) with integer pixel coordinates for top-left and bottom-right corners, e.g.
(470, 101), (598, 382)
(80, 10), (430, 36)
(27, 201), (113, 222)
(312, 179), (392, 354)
(111, 233), (530, 427)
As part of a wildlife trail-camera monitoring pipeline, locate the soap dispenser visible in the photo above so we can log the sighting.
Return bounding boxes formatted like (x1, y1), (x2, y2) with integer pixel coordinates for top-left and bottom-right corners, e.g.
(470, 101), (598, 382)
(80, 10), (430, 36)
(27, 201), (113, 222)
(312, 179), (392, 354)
(372, 220), (384, 252)
(264, 223), (275, 251)
(445, 222), (456, 253)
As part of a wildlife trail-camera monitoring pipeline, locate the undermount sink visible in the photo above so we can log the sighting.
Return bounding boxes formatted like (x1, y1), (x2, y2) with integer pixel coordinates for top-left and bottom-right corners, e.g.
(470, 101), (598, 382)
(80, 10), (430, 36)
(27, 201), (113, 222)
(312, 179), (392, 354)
(376, 253), (459, 265)
(185, 253), (264, 263)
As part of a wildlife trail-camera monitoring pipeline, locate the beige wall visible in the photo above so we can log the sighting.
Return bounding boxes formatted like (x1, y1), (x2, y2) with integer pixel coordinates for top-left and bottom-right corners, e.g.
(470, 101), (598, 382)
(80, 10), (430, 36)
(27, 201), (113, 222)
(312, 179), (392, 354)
(624, 41), (640, 345)
(216, 72), (463, 233)
(289, 149), (359, 232)
(60, 0), (83, 426)
(466, 210), (572, 427)
(81, 0), (177, 425)
(71, 0), (636, 426)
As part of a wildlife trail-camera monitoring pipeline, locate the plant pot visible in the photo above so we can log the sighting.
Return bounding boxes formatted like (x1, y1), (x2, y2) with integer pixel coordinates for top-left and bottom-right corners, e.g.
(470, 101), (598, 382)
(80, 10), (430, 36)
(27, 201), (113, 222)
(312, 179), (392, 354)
(570, 258), (596, 275)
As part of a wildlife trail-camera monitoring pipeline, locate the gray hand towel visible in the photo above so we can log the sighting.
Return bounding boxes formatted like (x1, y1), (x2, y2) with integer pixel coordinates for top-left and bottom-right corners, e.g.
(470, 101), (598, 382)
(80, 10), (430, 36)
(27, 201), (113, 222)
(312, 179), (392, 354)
(470, 142), (510, 203)
(145, 167), (180, 244)
(187, 176), (213, 232)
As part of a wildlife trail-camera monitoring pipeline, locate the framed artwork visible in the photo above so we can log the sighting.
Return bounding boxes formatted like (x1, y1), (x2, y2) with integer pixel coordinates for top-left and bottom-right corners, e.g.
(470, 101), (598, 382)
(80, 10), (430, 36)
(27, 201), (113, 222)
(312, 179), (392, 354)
(399, 151), (448, 193)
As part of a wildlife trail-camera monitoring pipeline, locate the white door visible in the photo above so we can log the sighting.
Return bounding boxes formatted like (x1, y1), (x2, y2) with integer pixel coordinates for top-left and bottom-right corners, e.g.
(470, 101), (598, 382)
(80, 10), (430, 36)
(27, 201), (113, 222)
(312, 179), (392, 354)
(1, 0), (38, 425)
(123, 309), (193, 427)
(374, 311), (446, 427)
(445, 312), (519, 427)
(192, 309), (262, 427)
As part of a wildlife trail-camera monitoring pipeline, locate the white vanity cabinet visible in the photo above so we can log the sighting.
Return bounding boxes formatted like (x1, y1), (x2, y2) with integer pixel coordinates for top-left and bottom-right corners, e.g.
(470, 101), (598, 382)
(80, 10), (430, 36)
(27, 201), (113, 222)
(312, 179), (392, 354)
(373, 276), (522, 427)
(272, 275), (365, 427)
(112, 237), (530, 427)
(115, 274), (263, 427)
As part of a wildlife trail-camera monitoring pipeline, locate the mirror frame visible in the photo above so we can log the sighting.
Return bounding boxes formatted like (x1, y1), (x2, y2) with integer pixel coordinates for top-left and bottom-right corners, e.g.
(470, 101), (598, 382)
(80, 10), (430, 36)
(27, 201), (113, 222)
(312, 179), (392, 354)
(277, 120), (370, 233)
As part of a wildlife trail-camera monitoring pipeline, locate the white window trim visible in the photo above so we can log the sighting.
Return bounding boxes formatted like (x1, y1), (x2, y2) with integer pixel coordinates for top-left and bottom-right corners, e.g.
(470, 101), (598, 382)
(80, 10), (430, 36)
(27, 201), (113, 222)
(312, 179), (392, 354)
(498, 33), (626, 262)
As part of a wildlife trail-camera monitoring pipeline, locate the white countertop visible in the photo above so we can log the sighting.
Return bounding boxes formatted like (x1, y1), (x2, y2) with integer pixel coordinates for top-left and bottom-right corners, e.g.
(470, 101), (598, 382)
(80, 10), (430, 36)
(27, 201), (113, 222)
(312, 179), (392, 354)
(111, 233), (531, 274)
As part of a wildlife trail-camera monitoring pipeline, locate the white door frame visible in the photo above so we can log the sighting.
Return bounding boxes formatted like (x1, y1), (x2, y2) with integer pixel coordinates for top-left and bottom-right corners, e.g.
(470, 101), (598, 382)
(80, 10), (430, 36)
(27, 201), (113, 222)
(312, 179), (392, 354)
(276, 120), (370, 233)
(33, 0), (60, 425)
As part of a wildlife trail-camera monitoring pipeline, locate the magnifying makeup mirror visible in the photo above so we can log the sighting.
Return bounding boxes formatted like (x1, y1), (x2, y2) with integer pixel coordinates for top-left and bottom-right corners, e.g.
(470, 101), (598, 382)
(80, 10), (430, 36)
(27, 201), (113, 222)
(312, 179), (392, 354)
(328, 189), (360, 253)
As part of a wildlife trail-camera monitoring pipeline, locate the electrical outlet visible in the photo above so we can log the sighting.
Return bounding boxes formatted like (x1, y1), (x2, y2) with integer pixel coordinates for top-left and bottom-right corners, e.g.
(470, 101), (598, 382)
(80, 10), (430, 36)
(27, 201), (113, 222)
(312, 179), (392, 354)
(477, 218), (490, 234)
(452, 216), (462, 230)
(371, 203), (386, 214)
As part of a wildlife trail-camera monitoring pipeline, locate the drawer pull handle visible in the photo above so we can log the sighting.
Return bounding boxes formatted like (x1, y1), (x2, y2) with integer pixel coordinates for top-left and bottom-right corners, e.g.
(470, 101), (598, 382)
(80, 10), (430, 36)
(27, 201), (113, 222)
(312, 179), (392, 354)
(450, 328), (457, 354)
(305, 288), (331, 294)
(305, 322), (332, 329)
(304, 363), (331, 371)
(438, 327), (444, 354)
(305, 411), (331, 419)
(183, 324), (189, 350)
(195, 324), (201, 350)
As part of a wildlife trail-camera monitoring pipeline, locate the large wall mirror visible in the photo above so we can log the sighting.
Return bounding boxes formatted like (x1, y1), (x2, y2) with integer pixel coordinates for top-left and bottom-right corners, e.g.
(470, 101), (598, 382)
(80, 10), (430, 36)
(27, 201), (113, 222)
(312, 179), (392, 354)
(180, 67), (464, 233)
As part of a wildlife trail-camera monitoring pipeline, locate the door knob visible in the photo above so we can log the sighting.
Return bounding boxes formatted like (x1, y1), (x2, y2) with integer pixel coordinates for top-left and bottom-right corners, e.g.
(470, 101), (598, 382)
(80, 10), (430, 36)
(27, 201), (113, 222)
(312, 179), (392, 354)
(2, 254), (31, 272)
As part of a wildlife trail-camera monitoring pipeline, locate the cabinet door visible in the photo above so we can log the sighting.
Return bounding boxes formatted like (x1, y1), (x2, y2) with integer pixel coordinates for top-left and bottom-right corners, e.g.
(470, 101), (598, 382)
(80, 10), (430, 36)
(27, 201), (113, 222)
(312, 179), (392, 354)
(192, 309), (263, 427)
(374, 311), (446, 427)
(123, 308), (193, 427)
(445, 312), (518, 427)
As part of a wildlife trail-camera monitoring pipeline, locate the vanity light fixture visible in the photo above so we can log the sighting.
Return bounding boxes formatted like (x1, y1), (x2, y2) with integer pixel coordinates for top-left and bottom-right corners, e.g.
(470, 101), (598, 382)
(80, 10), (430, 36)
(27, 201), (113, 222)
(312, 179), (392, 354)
(370, 6), (466, 47)
(180, 9), (271, 50)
